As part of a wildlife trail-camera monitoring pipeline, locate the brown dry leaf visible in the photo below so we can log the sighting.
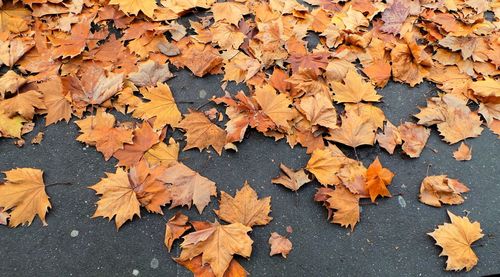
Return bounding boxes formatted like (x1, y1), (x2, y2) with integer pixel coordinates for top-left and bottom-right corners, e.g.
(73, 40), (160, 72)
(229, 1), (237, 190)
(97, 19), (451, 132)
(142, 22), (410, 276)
(0, 70), (26, 98)
(164, 212), (191, 252)
(133, 83), (181, 130)
(391, 37), (433, 87)
(223, 52), (261, 83)
(298, 94), (337, 129)
(398, 122), (430, 158)
(212, 2), (249, 26)
(0, 4), (31, 33)
(306, 145), (353, 186)
(453, 142), (472, 161)
(470, 77), (500, 98)
(0, 168), (50, 227)
(419, 175), (470, 207)
(109, 0), (157, 18)
(76, 110), (134, 160)
(0, 36), (35, 67)
(428, 211), (484, 271)
(143, 137), (179, 167)
(173, 39), (223, 77)
(254, 84), (294, 129)
(128, 60), (173, 87)
(272, 163), (311, 192)
(114, 122), (160, 167)
(331, 69), (382, 103)
(380, 0), (411, 35)
(51, 16), (93, 58)
(179, 110), (226, 155)
(365, 157), (394, 202)
(326, 185), (360, 230)
(0, 90), (45, 120)
(175, 255), (247, 277)
(327, 110), (377, 148)
(89, 168), (141, 229)
(157, 162), (217, 213)
(0, 207), (9, 225)
(37, 77), (72, 126)
(269, 232), (292, 258)
(0, 110), (26, 138)
(215, 181), (272, 227)
(376, 121), (402, 154)
(128, 160), (170, 214)
(177, 221), (253, 277)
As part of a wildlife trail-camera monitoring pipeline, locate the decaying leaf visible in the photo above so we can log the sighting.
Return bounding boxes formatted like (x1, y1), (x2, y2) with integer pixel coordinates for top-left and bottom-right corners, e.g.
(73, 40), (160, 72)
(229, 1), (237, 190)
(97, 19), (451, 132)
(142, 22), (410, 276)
(165, 212), (191, 252)
(398, 122), (430, 158)
(272, 163), (311, 192)
(215, 181), (272, 227)
(453, 143), (472, 161)
(179, 110), (226, 155)
(269, 232), (292, 258)
(428, 211), (484, 271)
(419, 176), (470, 207)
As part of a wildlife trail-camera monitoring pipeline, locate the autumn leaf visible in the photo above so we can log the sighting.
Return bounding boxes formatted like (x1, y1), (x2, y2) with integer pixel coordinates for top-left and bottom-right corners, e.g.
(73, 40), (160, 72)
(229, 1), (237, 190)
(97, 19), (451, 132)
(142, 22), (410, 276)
(376, 121), (402, 154)
(365, 157), (394, 202)
(269, 232), (292, 258)
(298, 94), (338, 129)
(0, 208), (9, 225)
(453, 142), (472, 161)
(326, 185), (360, 230)
(330, 70), (382, 103)
(254, 84), (294, 129)
(380, 0), (410, 35)
(109, 0), (157, 18)
(0, 70), (26, 98)
(0, 110), (26, 138)
(0, 4), (31, 33)
(0, 36), (34, 67)
(0, 90), (45, 120)
(51, 16), (93, 58)
(470, 77), (500, 98)
(114, 122), (160, 167)
(306, 145), (354, 186)
(179, 110), (226, 155)
(143, 137), (179, 167)
(164, 212), (191, 252)
(272, 163), (312, 192)
(211, 2), (249, 26)
(428, 211), (484, 271)
(133, 83), (182, 130)
(214, 181), (272, 227)
(398, 122), (430, 158)
(177, 221), (253, 277)
(37, 77), (72, 126)
(157, 162), (217, 213)
(0, 168), (51, 227)
(127, 60), (174, 87)
(175, 255), (247, 277)
(419, 176), (470, 207)
(327, 110), (377, 148)
(89, 168), (141, 229)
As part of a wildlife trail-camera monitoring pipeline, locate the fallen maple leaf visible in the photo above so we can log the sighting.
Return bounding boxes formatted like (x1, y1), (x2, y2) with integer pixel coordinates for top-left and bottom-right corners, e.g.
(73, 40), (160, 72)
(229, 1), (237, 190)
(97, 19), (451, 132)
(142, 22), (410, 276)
(326, 185), (360, 230)
(365, 157), (394, 202)
(306, 145), (354, 186)
(177, 221), (253, 277)
(133, 83), (182, 130)
(272, 163), (312, 192)
(114, 122), (160, 167)
(128, 60), (174, 87)
(380, 0), (410, 35)
(453, 142), (472, 161)
(143, 137), (179, 167)
(428, 211), (484, 271)
(470, 77), (500, 98)
(215, 181), (272, 227)
(0, 208), (9, 225)
(254, 84), (294, 129)
(179, 110), (226, 155)
(175, 254), (247, 277)
(269, 232), (292, 258)
(330, 69), (382, 103)
(165, 212), (191, 252)
(376, 121), (402, 154)
(0, 90), (45, 120)
(327, 110), (377, 148)
(211, 2), (249, 26)
(419, 176), (470, 207)
(37, 77), (72, 126)
(157, 162), (217, 213)
(109, 0), (157, 18)
(398, 122), (430, 158)
(298, 94), (338, 129)
(0, 168), (51, 227)
(0, 70), (26, 98)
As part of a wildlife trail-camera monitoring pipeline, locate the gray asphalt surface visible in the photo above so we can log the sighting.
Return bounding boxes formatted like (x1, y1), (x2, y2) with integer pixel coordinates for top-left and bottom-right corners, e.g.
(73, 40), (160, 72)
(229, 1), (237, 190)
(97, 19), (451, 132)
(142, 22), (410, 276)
(0, 68), (499, 277)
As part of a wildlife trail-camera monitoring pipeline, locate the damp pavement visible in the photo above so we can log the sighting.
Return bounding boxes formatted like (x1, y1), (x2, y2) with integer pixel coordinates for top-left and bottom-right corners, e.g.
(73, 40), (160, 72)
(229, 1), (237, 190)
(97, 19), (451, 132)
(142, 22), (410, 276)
(0, 70), (499, 276)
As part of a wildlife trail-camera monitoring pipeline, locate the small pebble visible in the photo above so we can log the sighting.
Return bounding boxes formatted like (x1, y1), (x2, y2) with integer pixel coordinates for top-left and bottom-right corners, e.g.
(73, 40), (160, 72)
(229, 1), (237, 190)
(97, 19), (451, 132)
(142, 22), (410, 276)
(199, 89), (207, 99)
(150, 258), (159, 269)
(398, 196), (407, 208)
(132, 269), (139, 276)
(70, 230), (79, 237)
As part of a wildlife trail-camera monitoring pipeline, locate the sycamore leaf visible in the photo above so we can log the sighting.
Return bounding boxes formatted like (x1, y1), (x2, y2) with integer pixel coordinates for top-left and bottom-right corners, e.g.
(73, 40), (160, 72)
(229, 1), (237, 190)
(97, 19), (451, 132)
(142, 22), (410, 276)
(254, 84), (294, 129)
(470, 77), (500, 98)
(398, 122), (430, 158)
(214, 181), (272, 227)
(0, 110), (26, 138)
(331, 69), (382, 103)
(133, 83), (182, 130)
(0, 90), (45, 120)
(175, 255), (247, 277)
(453, 142), (472, 161)
(376, 121), (402, 154)
(89, 168), (141, 229)
(428, 211), (484, 271)
(419, 175), (470, 207)
(327, 111), (376, 148)
(179, 110), (226, 155)
(0, 70), (26, 98)
(0, 4), (31, 33)
(128, 60), (174, 87)
(0, 168), (50, 227)
(306, 145), (353, 186)
(365, 157), (394, 202)
(380, 0), (410, 35)
(298, 94), (337, 129)
(272, 163), (312, 192)
(114, 122), (160, 167)
(109, 0), (157, 18)
(51, 16), (93, 58)
(37, 77), (72, 126)
(76, 110), (134, 160)
(128, 160), (170, 214)
(178, 221), (253, 277)
(144, 137), (179, 167)
(269, 232), (292, 258)
(157, 162), (217, 213)
(173, 40), (223, 77)
(0, 36), (34, 67)
(326, 185), (360, 230)
(212, 2), (249, 25)
(164, 212), (191, 252)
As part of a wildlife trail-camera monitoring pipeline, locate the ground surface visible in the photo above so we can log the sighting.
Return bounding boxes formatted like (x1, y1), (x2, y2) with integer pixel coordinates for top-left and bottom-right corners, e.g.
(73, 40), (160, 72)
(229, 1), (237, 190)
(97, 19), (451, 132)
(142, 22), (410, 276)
(0, 69), (499, 277)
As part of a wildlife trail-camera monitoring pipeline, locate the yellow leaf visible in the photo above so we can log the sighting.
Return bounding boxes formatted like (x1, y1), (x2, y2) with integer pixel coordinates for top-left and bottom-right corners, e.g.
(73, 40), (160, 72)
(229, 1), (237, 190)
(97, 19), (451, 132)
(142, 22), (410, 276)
(212, 2), (250, 26)
(0, 168), (51, 227)
(179, 110), (226, 155)
(109, 0), (157, 18)
(254, 84), (294, 129)
(144, 137), (179, 167)
(331, 69), (382, 103)
(133, 83), (182, 130)
(428, 211), (484, 271)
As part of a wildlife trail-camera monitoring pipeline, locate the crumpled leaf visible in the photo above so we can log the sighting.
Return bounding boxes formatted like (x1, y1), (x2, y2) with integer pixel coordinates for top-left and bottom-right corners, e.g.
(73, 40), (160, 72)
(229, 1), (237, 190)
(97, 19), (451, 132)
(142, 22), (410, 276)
(453, 142), (472, 161)
(114, 122), (160, 167)
(128, 60), (173, 87)
(164, 212), (191, 252)
(0, 168), (50, 227)
(419, 175), (469, 207)
(272, 163), (311, 192)
(325, 185), (360, 230)
(365, 157), (394, 202)
(254, 84), (294, 129)
(269, 232), (292, 258)
(398, 122), (430, 158)
(428, 211), (484, 271)
(214, 181), (272, 227)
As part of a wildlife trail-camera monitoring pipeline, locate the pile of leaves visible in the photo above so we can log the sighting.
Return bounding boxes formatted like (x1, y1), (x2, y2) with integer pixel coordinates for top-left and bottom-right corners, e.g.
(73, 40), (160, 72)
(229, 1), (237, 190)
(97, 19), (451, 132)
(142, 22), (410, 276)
(0, 0), (498, 275)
